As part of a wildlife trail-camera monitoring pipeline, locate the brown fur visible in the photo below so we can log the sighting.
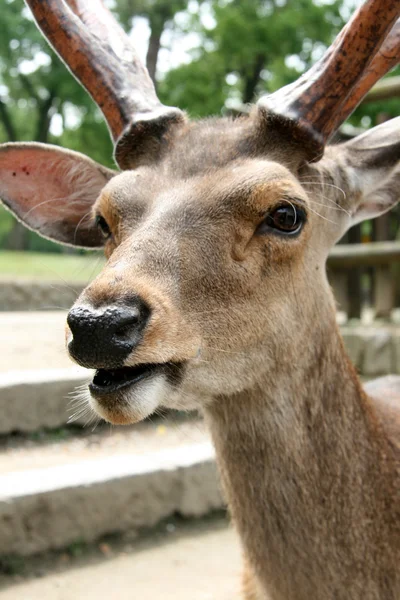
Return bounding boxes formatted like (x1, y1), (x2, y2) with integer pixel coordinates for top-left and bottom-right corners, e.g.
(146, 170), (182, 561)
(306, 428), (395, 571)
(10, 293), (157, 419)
(206, 326), (400, 599)
(1, 111), (399, 599)
(84, 115), (400, 598)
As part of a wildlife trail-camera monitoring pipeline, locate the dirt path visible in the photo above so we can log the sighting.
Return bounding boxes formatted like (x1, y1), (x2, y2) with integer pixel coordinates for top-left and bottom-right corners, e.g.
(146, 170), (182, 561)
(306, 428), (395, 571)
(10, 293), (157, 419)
(0, 519), (242, 600)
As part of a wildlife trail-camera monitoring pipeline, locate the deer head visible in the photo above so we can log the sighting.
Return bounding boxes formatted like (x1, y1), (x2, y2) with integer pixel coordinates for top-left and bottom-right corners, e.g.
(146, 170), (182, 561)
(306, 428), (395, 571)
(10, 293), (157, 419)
(0, 0), (399, 425)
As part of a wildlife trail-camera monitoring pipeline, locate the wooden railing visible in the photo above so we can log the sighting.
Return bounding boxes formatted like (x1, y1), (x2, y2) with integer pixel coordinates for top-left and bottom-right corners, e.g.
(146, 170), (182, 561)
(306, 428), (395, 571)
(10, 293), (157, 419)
(328, 241), (400, 319)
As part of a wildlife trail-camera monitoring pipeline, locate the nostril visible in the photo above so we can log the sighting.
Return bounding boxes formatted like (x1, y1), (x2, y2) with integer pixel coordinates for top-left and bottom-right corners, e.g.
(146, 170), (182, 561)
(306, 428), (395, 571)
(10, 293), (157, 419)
(114, 315), (140, 339)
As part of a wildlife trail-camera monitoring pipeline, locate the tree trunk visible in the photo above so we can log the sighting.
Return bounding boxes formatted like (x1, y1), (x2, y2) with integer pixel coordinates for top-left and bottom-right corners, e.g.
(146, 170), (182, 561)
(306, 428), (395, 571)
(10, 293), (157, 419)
(6, 221), (30, 251)
(347, 224), (362, 319)
(35, 92), (56, 143)
(0, 98), (17, 141)
(146, 17), (165, 85)
(242, 54), (265, 104)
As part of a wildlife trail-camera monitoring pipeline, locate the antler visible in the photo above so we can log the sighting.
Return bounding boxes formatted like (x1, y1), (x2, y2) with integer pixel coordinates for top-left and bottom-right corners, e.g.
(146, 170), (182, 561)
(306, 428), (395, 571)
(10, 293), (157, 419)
(258, 0), (400, 160)
(332, 19), (400, 133)
(24, 0), (185, 169)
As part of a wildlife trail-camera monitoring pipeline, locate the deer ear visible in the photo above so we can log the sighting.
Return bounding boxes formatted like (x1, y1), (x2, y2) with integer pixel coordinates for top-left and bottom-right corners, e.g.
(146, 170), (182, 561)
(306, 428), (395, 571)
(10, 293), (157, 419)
(337, 117), (400, 227)
(0, 143), (117, 248)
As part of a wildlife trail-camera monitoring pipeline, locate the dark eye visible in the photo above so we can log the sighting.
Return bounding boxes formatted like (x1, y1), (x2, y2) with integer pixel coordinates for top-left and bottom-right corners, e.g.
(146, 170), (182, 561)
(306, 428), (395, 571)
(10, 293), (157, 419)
(95, 215), (111, 239)
(257, 204), (306, 236)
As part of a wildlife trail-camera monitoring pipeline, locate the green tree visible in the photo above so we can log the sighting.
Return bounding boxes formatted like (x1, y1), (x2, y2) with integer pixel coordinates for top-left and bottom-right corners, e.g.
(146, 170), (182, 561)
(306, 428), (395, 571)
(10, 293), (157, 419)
(118, 0), (187, 84)
(159, 0), (348, 117)
(0, 0), (186, 250)
(0, 0), (397, 250)
(350, 67), (400, 128)
(159, 0), (397, 129)
(0, 0), (114, 154)
(0, 0), (116, 249)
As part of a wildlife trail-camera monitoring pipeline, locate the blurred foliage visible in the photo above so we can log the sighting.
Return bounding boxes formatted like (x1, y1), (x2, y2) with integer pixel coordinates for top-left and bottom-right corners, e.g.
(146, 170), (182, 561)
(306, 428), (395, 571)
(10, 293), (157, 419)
(0, 0), (113, 155)
(0, 0), (398, 251)
(118, 0), (188, 81)
(159, 0), (347, 116)
(0, 0), (114, 250)
(350, 69), (400, 128)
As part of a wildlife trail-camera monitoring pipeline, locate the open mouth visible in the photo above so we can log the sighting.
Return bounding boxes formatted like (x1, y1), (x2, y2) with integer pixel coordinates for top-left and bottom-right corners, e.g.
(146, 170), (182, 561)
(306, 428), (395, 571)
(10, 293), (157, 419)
(89, 363), (165, 396)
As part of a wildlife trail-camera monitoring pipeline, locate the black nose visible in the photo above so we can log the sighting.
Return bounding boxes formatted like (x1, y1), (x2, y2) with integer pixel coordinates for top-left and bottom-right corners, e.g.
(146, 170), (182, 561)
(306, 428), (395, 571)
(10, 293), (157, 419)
(67, 301), (150, 369)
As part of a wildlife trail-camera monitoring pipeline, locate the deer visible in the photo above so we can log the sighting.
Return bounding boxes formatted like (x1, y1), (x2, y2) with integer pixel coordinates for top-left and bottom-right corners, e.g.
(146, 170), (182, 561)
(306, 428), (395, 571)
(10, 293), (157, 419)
(0, 0), (399, 598)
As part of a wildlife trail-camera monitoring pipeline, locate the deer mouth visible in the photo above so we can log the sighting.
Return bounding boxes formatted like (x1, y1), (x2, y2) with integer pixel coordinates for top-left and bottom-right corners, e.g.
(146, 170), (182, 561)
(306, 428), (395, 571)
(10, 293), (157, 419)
(87, 362), (186, 425)
(89, 362), (184, 397)
(89, 364), (166, 395)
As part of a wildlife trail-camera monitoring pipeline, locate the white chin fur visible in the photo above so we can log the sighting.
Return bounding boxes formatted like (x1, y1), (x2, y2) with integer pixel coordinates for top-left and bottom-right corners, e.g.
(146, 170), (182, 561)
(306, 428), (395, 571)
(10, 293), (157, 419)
(89, 374), (168, 425)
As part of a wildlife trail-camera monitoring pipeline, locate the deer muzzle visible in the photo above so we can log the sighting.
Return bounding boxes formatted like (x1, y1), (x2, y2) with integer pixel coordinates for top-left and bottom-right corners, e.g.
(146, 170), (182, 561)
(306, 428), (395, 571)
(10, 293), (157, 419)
(65, 267), (199, 425)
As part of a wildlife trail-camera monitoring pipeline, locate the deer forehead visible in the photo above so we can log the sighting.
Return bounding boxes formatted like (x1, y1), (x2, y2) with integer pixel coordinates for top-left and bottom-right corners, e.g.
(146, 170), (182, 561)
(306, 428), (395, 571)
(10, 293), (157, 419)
(97, 159), (307, 225)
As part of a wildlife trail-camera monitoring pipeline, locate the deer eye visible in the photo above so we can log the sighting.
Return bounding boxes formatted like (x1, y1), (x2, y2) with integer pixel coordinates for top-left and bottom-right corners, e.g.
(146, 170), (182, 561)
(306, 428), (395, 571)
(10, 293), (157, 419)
(257, 203), (306, 236)
(95, 215), (111, 239)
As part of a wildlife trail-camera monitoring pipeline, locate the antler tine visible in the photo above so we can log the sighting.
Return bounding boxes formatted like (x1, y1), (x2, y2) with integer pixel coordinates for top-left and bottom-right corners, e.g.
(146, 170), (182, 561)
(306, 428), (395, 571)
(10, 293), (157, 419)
(258, 0), (400, 161)
(332, 19), (400, 134)
(24, 0), (184, 169)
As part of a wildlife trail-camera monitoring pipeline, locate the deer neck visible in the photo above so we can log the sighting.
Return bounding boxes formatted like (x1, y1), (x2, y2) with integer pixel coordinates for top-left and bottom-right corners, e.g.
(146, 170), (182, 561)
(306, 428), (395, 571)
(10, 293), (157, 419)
(204, 317), (396, 600)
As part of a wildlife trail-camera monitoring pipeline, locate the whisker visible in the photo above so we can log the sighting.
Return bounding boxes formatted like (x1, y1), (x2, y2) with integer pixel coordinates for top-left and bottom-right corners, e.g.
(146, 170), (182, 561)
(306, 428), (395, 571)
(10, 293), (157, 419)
(307, 199), (350, 217)
(299, 181), (347, 199)
(48, 282), (80, 295)
(306, 205), (338, 225)
(201, 345), (248, 356)
(39, 305), (69, 311)
(74, 210), (94, 245)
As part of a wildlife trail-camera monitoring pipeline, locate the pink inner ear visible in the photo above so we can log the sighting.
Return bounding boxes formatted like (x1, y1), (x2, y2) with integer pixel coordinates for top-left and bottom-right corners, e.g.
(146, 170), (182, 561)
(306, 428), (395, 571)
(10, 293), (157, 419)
(0, 144), (113, 246)
(1, 146), (105, 223)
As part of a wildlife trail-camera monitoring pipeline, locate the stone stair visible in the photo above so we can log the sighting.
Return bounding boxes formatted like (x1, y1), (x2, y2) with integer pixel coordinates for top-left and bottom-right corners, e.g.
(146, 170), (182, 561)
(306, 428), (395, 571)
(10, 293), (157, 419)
(0, 311), (223, 558)
(0, 421), (221, 557)
(1, 310), (399, 559)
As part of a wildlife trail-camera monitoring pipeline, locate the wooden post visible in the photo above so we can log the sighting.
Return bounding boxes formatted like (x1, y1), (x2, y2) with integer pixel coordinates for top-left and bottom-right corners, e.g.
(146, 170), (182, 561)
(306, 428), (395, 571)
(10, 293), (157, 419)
(329, 269), (350, 316)
(347, 225), (362, 319)
(374, 266), (394, 319)
(373, 213), (394, 319)
(327, 241), (400, 321)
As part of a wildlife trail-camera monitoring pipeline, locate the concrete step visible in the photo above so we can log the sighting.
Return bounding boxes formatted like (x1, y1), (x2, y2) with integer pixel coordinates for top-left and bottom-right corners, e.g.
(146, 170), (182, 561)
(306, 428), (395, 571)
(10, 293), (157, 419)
(0, 311), (86, 432)
(0, 280), (84, 312)
(0, 369), (88, 434)
(0, 417), (222, 557)
(1, 311), (399, 434)
(0, 312), (73, 373)
(4, 311), (399, 375)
